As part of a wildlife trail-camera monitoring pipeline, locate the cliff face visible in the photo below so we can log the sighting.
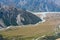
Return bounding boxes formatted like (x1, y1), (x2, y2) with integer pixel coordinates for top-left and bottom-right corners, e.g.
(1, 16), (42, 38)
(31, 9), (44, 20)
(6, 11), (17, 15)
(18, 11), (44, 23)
(0, 6), (42, 28)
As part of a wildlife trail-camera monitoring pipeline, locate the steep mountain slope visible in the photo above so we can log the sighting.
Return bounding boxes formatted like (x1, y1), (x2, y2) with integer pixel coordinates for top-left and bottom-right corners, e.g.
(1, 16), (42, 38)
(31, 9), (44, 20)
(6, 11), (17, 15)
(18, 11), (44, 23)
(0, 0), (60, 12)
(0, 5), (42, 28)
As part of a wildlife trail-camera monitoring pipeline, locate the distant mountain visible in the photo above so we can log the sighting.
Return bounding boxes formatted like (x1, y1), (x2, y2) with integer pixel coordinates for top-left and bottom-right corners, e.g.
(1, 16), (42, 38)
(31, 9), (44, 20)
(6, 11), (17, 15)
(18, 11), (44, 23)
(0, 0), (60, 12)
(0, 5), (42, 28)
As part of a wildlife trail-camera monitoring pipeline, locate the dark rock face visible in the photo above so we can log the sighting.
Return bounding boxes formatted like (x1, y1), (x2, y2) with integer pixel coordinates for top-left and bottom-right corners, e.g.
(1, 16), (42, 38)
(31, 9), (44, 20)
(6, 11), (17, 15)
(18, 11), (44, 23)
(0, 6), (42, 28)
(20, 12), (42, 25)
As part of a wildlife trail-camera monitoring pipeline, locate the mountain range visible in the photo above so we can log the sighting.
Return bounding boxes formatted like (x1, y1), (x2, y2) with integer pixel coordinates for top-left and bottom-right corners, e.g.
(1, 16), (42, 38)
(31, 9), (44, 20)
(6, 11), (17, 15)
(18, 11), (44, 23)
(0, 0), (60, 12)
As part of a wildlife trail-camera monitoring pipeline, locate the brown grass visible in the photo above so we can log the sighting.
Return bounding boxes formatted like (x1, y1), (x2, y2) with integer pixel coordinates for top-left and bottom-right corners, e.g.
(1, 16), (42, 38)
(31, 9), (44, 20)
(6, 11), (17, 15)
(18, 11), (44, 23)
(0, 13), (60, 38)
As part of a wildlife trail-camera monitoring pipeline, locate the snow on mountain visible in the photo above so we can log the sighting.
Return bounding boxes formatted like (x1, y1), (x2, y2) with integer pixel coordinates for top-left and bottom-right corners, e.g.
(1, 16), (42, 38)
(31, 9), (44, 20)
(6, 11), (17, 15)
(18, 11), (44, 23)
(0, 0), (60, 12)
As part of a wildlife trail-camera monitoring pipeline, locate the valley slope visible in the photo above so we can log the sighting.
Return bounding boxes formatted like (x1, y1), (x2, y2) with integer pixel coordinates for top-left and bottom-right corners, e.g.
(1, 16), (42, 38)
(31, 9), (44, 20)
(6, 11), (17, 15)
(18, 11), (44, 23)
(0, 13), (60, 40)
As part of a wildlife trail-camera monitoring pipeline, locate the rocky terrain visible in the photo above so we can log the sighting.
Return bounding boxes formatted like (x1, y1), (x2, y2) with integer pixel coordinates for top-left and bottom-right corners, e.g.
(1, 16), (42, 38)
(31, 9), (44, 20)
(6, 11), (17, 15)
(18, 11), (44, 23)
(0, 13), (60, 40)
(0, 5), (42, 28)
(0, 0), (60, 12)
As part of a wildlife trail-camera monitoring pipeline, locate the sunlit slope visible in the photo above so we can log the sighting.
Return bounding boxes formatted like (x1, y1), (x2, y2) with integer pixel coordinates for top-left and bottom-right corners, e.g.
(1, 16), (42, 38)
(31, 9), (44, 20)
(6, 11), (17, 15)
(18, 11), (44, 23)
(0, 13), (60, 38)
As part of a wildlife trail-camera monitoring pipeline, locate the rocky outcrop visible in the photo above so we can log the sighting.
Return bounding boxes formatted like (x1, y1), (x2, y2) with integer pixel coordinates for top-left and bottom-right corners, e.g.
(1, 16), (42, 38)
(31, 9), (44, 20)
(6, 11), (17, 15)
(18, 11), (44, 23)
(0, 5), (42, 28)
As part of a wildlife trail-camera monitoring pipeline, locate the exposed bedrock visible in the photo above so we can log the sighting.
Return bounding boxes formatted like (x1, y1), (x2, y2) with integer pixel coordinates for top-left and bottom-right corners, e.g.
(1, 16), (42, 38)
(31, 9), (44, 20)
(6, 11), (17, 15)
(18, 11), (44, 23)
(0, 6), (42, 28)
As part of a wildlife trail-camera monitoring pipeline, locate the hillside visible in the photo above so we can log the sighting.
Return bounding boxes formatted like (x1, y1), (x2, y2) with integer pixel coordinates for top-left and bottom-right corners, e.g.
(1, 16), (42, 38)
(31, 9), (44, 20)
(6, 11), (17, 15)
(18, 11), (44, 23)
(0, 5), (42, 28)
(0, 0), (60, 12)
(0, 13), (60, 40)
